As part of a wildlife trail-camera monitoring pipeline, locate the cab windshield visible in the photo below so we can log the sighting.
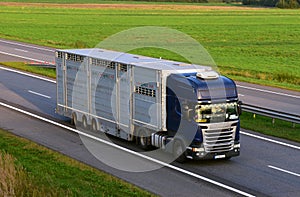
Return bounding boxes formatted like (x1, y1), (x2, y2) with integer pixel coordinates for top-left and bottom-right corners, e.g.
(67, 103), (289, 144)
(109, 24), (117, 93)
(194, 102), (239, 123)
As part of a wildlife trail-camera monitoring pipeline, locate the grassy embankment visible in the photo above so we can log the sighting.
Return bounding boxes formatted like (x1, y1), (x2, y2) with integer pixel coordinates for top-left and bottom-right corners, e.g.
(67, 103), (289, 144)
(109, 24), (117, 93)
(0, 128), (154, 196)
(241, 112), (300, 143)
(1, 62), (56, 78)
(0, 4), (299, 91)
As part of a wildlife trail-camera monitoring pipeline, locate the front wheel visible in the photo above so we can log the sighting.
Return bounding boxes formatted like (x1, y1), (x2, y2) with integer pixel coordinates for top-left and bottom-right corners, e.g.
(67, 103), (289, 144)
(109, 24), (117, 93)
(173, 140), (187, 163)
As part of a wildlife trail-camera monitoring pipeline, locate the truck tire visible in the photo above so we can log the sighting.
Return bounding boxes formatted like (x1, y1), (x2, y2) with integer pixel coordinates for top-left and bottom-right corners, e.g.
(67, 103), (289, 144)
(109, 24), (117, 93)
(173, 140), (187, 163)
(82, 115), (88, 130)
(138, 128), (151, 150)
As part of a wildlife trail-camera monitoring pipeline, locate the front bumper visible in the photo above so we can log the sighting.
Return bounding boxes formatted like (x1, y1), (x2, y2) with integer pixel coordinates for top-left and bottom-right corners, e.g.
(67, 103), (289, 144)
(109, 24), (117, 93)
(186, 143), (240, 160)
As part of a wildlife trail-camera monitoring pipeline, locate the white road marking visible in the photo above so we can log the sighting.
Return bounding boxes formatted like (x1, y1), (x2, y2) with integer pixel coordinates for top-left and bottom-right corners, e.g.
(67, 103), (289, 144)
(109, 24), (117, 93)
(0, 66), (56, 83)
(268, 165), (300, 177)
(28, 90), (51, 99)
(14, 48), (28, 53)
(0, 39), (55, 52)
(238, 94), (245, 97)
(0, 101), (255, 197)
(241, 131), (300, 150)
(0, 50), (50, 64)
(237, 85), (300, 99)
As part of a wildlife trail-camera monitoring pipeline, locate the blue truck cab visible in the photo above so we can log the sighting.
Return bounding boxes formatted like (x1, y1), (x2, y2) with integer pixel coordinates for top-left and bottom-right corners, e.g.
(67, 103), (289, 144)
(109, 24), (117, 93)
(165, 72), (241, 161)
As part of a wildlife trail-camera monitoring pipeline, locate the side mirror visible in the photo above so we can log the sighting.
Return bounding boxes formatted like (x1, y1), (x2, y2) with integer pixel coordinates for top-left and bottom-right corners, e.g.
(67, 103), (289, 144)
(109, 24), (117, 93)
(187, 109), (193, 121)
(237, 101), (243, 115)
(183, 105), (193, 121)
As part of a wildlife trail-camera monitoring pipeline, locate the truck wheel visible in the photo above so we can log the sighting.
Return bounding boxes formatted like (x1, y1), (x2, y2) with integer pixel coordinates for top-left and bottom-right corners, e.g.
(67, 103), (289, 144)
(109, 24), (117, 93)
(91, 119), (97, 132)
(82, 116), (88, 130)
(173, 140), (187, 163)
(138, 129), (151, 150)
(71, 113), (77, 126)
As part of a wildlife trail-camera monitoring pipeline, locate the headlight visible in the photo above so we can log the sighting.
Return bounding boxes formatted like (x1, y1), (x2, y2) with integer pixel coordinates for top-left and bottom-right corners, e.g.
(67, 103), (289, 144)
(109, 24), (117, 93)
(192, 147), (205, 152)
(234, 143), (240, 148)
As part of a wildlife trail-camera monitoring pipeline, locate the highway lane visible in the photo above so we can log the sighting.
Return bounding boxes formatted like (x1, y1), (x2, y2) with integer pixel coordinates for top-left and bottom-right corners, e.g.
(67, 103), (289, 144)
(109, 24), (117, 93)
(237, 81), (300, 116)
(0, 38), (55, 64)
(0, 106), (242, 197)
(0, 66), (252, 196)
(1, 62), (300, 196)
(0, 66), (66, 121)
(0, 38), (299, 116)
(184, 130), (300, 197)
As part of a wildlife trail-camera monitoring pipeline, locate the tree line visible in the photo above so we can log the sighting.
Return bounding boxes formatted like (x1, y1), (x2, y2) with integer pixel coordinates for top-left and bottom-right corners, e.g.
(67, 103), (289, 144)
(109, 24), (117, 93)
(242, 0), (300, 8)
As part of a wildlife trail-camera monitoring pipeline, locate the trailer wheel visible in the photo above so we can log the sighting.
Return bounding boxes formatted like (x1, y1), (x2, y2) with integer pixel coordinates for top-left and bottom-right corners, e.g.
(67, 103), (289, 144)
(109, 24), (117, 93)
(173, 140), (187, 163)
(91, 119), (97, 132)
(138, 129), (151, 150)
(82, 115), (88, 130)
(71, 113), (77, 126)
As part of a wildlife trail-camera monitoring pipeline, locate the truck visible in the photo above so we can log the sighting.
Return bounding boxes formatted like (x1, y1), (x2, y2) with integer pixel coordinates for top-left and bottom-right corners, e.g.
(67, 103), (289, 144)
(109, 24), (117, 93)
(55, 48), (241, 162)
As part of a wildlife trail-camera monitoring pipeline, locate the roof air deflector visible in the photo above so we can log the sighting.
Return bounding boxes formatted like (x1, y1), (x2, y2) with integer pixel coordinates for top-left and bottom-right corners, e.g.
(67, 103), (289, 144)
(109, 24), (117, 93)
(196, 71), (219, 79)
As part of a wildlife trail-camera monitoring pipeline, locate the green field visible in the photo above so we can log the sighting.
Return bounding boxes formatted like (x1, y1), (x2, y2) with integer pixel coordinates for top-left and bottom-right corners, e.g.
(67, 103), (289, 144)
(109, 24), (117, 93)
(0, 3), (299, 90)
(0, 3), (300, 90)
(0, 4), (300, 90)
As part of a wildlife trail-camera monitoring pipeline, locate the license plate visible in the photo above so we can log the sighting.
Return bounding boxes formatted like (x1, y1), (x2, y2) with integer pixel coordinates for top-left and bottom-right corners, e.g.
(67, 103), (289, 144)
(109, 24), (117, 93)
(214, 154), (226, 159)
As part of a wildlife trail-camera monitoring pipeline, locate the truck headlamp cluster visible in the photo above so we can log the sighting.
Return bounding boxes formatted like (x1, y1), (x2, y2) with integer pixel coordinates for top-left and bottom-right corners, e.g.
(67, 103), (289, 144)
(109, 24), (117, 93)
(192, 147), (205, 152)
(194, 102), (239, 123)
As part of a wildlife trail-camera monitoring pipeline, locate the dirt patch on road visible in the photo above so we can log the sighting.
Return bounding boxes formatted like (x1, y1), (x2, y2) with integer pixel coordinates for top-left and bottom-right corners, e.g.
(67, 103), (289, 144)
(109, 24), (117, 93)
(0, 2), (264, 10)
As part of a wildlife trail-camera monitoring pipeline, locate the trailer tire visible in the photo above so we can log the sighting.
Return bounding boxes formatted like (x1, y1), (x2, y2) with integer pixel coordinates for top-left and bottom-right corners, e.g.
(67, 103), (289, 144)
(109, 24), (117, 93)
(173, 140), (187, 163)
(91, 119), (97, 132)
(71, 113), (77, 126)
(138, 128), (151, 150)
(82, 115), (88, 130)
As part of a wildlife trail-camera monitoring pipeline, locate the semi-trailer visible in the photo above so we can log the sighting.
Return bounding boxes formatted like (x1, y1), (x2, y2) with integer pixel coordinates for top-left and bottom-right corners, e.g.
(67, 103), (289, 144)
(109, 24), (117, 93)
(55, 48), (241, 162)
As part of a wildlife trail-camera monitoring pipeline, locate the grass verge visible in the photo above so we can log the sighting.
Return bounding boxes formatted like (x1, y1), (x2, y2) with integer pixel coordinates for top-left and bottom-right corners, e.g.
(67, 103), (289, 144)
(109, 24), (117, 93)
(0, 4), (299, 91)
(0, 128), (154, 197)
(0, 62), (56, 79)
(240, 111), (300, 143)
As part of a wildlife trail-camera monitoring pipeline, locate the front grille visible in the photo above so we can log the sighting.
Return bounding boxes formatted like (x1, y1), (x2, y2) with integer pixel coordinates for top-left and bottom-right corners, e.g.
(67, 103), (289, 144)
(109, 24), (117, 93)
(203, 126), (235, 153)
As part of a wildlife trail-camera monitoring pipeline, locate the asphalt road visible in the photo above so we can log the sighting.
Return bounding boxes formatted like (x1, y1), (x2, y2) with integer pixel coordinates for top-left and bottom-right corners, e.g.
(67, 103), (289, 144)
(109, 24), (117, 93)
(1, 38), (299, 116)
(1, 38), (300, 196)
(0, 106), (241, 197)
(0, 39), (55, 64)
(1, 64), (300, 196)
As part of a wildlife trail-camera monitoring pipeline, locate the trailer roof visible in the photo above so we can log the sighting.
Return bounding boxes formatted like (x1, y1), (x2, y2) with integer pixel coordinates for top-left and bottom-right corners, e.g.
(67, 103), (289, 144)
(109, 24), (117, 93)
(58, 48), (214, 74)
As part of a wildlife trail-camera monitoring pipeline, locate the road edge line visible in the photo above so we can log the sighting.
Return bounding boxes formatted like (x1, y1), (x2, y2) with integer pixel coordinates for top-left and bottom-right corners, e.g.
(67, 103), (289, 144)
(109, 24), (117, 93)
(0, 65), (56, 83)
(237, 85), (300, 99)
(241, 131), (300, 150)
(0, 39), (55, 52)
(0, 101), (255, 197)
